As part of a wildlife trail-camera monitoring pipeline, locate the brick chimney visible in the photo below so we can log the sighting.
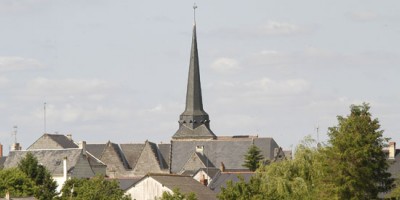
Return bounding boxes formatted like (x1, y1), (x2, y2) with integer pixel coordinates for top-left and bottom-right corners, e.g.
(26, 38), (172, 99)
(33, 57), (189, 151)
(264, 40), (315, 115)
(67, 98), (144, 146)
(200, 174), (208, 186)
(389, 142), (396, 160)
(220, 162), (225, 172)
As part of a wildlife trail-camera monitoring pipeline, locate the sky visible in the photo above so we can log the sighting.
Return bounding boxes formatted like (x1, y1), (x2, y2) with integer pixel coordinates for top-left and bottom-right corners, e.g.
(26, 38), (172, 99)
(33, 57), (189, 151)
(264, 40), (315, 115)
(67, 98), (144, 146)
(0, 0), (399, 154)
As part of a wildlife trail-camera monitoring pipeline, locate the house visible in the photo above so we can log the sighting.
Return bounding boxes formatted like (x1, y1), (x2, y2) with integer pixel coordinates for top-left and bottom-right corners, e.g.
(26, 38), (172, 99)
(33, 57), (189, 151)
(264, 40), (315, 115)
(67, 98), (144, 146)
(27, 133), (78, 150)
(2, 147), (106, 192)
(125, 174), (217, 200)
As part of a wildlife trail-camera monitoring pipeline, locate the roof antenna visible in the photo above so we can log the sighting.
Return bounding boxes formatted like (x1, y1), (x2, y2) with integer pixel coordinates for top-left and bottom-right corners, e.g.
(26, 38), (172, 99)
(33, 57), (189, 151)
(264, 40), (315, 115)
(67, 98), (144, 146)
(12, 125), (18, 144)
(44, 102), (47, 134)
(193, 3), (198, 24)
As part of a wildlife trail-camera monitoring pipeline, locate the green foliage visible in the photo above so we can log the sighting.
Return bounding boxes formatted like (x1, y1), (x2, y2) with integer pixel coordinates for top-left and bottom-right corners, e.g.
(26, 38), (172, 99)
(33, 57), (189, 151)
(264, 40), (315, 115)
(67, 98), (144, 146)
(18, 152), (58, 200)
(219, 137), (322, 200)
(218, 103), (393, 200)
(56, 175), (131, 200)
(159, 188), (197, 200)
(0, 168), (36, 198)
(386, 174), (400, 199)
(321, 103), (393, 199)
(218, 176), (264, 200)
(243, 145), (264, 171)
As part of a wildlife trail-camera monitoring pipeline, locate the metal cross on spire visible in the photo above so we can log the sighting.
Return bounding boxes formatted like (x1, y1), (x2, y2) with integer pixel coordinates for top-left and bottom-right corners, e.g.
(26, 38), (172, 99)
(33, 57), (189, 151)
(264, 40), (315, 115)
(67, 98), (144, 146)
(193, 3), (198, 24)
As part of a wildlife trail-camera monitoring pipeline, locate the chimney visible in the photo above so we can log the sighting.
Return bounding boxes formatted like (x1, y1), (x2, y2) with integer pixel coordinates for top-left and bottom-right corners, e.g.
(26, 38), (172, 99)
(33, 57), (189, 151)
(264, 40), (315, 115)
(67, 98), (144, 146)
(196, 145), (204, 155)
(79, 141), (86, 155)
(63, 157), (68, 181)
(220, 162), (225, 172)
(5, 191), (10, 200)
(389, 142), (396, 160)
(11, 143), (21, 151)
(0, 143), (3, 157)
(66, 134), (73, 141)
(200, 174), (208, 186)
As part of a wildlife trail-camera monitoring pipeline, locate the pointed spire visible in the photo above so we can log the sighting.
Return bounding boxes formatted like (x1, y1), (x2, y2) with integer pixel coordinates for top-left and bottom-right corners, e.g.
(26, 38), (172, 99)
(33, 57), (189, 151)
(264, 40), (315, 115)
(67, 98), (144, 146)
(173, 7), (216, 140)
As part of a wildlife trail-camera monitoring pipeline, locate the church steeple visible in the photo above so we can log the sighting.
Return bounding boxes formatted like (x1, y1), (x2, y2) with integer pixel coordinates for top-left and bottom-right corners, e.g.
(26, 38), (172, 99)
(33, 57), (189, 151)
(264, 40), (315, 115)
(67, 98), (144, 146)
(172, 7), (216, 140)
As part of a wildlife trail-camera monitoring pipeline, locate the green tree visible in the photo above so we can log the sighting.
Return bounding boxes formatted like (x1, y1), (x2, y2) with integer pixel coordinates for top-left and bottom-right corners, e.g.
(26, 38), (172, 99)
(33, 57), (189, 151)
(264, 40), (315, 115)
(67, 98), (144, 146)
(18, 152), (58, 200)
(218, 176), (264, 200)
(243, 145), (264, 171)
(0, 168), (36, 198)
(56, 175), (130, 200)
(159, 188), (197, 200)
(321, 103), (393, 199)
(219, 137), (323, 200)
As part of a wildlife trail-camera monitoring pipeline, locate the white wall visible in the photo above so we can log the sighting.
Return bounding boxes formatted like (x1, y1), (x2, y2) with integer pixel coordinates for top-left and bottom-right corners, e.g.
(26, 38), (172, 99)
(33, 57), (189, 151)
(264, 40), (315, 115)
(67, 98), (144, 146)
(126, 177), (172, 200)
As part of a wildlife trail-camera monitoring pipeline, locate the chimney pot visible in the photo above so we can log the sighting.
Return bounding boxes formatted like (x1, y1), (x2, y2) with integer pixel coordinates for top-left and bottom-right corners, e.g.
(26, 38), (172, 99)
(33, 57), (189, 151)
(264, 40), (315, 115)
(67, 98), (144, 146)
(389, 142), (396, 159)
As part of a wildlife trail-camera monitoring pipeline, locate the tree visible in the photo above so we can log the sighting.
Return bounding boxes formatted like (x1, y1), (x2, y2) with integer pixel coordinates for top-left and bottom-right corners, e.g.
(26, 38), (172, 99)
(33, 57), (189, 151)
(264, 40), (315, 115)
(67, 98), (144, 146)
(159, 188), (197, 200)
(219, 137), (323, 200)
(56, 175), (131, 200)
(18, 152), (58, 200)
(243, 145), (264, 171)
(321, 103), (393, 199)
(218, 176), (264, 200)
(0, 168), (36, 198)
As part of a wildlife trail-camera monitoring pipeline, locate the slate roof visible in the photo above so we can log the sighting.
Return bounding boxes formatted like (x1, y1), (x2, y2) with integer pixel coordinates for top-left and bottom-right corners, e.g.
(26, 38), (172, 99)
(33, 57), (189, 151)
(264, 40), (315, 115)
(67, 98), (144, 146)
(148, 141), (168, 169)
(387, 149), (400, 177)
(120, 143), (145, 169)
(158, 143), (171, 168)
(209, 172), (255, 193)
(85, 144), (106, 159)
(48, 134), (78, 148)
(4, 149), (82, 176)
(170, 137), (279, 173)
(0, 156), (6, 169)
(194, 167), (221, 180)
(146, 174), (217, 200)
(116, 178), (142, 191)
(27, 133), (78, 149)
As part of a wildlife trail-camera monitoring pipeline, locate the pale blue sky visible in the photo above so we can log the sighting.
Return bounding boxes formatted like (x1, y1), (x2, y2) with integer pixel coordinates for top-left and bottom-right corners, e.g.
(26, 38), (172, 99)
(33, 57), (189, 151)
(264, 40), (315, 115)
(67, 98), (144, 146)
(1, 0), (399, 153)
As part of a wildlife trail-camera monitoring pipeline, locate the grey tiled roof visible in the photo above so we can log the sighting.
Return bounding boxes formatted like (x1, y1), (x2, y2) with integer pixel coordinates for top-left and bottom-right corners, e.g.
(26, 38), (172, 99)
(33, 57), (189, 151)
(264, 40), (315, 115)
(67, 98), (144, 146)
(149, 174), (217, 200)
(28, 134), (78, 149)
(48, 134), (78, 148)
(195, 167), (221, 180)
(209, 172), (255, 193)
(158, 143), (171, 168)
(120, 143), (145, 169)
(170, 137), (278, 173)
(4, 149), (83, 176)
(387, 149), (400, 177)
(116, 178), (142, 191)
(0, 156), (6, 168)
(86, 144), (106, 159)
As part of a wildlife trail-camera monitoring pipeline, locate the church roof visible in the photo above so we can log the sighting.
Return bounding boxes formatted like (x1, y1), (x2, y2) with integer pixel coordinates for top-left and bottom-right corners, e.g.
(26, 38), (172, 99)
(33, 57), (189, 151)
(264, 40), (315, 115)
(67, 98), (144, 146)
(170, 137), (279, 173)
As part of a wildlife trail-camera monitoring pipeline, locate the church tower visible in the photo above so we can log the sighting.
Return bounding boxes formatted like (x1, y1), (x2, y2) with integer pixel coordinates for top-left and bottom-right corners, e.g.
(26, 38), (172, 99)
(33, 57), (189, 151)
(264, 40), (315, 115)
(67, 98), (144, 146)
(172, 12), (216, 140)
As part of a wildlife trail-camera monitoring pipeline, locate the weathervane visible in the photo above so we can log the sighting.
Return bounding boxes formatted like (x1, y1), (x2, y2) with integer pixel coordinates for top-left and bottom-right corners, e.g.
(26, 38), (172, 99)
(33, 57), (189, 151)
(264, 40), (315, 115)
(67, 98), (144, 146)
(193, 3), (198, 24)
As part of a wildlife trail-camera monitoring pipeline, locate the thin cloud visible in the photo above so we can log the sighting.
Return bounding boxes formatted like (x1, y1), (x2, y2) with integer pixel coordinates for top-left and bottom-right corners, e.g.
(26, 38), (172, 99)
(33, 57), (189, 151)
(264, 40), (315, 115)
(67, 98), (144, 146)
(257, 20), (305, 36)
(350, 11), (379, 21)
(210, 57), (241, 73)
(0, 56), (45, 72)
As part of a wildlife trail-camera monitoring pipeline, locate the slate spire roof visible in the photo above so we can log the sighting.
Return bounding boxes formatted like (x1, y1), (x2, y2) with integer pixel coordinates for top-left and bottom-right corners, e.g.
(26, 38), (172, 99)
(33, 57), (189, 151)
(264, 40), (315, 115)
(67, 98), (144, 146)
(173, 22), (216, 140)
